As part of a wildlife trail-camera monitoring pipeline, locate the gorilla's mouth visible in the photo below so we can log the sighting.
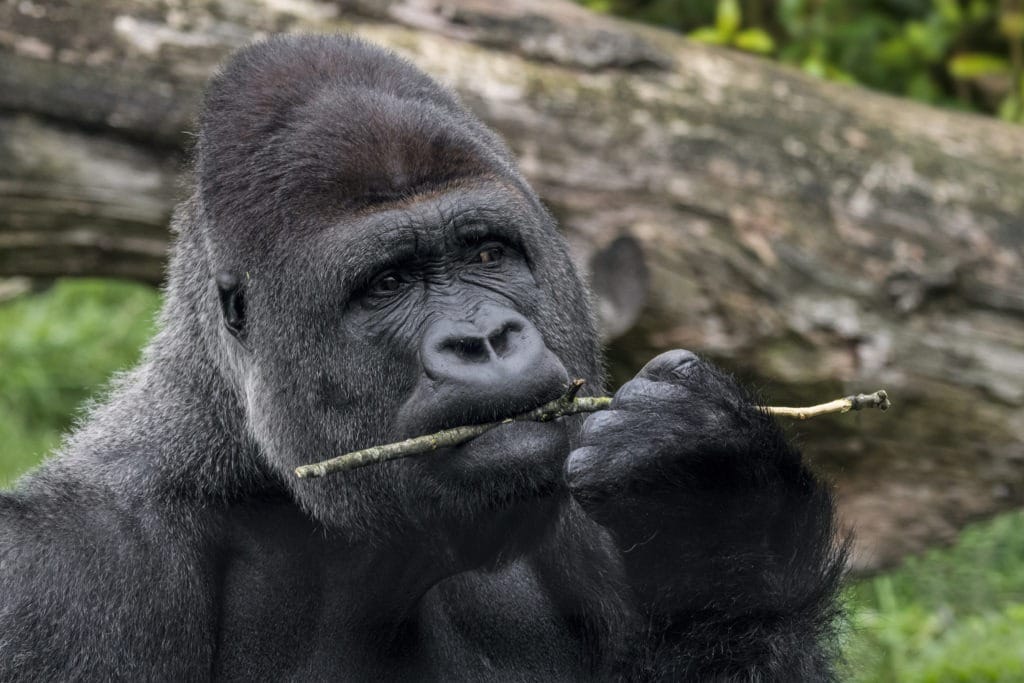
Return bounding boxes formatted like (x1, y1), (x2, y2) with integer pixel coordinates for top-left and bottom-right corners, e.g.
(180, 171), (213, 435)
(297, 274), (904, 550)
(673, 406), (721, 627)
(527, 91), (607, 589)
(416, 416), (569, 489)
(394, 378), (569, 440)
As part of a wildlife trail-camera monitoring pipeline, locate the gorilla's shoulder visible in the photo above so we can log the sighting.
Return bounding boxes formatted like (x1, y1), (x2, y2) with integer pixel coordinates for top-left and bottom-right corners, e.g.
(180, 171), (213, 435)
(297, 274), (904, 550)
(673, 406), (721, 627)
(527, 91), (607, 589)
(0, 473), (216, 679)
(1, 466), (136, 545)
(0, 461), (200, 563)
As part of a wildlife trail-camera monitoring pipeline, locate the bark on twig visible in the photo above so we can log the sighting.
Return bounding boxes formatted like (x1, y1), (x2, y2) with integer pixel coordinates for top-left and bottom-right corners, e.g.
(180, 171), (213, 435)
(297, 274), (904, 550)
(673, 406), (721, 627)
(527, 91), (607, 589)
(294, 382), (890, 479)
(765, 390), (890, 420)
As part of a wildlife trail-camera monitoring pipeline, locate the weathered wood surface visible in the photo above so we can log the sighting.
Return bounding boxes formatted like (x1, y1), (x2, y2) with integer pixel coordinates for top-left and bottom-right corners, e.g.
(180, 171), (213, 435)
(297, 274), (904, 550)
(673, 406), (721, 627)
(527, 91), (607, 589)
(2, 0), (1023, 572)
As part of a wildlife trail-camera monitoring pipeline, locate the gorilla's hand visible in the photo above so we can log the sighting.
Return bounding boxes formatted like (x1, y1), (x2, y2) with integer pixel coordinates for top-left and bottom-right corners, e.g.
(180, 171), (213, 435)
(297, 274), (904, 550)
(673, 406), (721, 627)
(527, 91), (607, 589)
(565, 350), (811, 607)
(566, 349), (768, 520)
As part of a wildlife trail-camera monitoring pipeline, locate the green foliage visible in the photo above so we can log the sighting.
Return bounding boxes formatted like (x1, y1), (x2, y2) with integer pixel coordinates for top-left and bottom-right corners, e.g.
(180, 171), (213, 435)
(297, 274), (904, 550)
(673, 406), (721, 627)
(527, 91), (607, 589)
(0, 279), (160, 485)
(733, 27), (776, 54)
(844, 510), (1024, 681)
(845, 598), (1024, 681)
(4, 280), (1024, 679)
(948, 52), (1011, 78)
(577, 0), (1024, 123)
(586, 0), (719, 30)
(688, 0), (778, 54)
(716, 0), (742, 35)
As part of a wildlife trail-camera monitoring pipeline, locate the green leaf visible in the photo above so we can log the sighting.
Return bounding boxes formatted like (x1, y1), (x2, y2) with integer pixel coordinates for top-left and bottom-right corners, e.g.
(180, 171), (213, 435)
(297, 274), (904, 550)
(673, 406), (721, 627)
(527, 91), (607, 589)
(875, 37), (915, 70)
(904, 19), (950, 62)
(948, 52), (1011, 79)
(715, 0), (741, 39)
(801, 55), (828, 79)
(688, 26), (729, 45)
(733, 27), (776, 54)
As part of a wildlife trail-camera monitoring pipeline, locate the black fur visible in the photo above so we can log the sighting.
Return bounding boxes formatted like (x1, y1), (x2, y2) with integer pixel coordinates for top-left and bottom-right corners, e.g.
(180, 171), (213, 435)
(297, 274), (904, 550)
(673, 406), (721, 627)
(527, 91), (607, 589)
(0, 35), (845, 681)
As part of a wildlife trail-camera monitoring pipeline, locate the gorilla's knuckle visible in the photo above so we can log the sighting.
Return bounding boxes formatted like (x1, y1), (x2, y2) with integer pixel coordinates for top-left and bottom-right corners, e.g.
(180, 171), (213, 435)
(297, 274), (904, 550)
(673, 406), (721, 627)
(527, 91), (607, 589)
(613, 376), (688, 408)
(638, 349), (701, 382)
(565, 446), (625, 508)
(579, 409), (626, 444)
(565, 446), (602, 488)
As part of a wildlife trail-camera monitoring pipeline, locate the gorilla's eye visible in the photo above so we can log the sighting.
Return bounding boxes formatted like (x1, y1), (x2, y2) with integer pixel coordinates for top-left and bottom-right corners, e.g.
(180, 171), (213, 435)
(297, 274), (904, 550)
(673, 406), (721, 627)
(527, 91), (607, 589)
(476, 245), (504, 265)
(370, 272), (403, 295)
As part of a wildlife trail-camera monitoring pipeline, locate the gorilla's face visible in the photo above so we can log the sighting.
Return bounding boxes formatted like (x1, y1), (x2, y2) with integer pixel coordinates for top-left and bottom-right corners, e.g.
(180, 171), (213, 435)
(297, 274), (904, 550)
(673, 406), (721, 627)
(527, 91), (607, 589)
(199, 36), (601, 564)
(229, 183), (594, 563)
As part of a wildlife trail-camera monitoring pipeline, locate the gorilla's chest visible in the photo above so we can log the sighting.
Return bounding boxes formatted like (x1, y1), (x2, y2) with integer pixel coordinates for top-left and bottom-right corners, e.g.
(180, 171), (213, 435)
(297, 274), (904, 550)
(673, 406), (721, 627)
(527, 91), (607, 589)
(212, 554), (588, 680)
(413, 566), (590, 680)
(208, 503), (592, 679)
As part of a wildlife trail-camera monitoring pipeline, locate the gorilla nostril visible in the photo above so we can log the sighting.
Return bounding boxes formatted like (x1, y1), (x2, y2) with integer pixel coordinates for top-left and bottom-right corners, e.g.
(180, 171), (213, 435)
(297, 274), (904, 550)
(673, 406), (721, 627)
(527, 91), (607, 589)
(488, 321), (522, 357)
(442, 336), (490, 363)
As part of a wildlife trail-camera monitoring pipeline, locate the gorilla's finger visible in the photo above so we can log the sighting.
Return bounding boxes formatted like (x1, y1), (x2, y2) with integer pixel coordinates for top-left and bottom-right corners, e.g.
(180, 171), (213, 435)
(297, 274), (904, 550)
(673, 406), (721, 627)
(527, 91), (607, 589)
(635, 349), (701, 383)
(564, 446), (625, 501)
(612, 377), (689, 409)
(579, 409), (630, 444)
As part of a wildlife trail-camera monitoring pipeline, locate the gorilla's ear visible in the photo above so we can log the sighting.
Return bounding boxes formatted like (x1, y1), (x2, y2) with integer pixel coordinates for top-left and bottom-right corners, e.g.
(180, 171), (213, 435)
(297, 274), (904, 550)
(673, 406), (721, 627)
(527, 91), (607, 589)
(215, 271), (247, 342)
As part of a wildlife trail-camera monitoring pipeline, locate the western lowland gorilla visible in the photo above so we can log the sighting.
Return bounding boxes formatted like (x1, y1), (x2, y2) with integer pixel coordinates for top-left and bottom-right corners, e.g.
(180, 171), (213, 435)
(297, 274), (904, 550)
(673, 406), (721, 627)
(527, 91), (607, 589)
(0, 34), (845, 680)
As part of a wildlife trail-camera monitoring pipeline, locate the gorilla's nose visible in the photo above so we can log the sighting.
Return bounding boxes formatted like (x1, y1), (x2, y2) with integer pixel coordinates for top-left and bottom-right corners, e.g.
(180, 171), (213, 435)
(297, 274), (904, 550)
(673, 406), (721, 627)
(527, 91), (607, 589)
(425, 312), (536, 381)
(435, 319), (523, 364)
(416, 308), (569, 426)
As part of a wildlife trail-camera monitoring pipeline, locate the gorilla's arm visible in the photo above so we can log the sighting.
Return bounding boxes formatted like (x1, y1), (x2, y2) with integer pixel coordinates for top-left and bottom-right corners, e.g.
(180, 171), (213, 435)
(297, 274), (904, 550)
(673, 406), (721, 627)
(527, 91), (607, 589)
(566, 351), (845, 680)
(0, 473), (213, 680)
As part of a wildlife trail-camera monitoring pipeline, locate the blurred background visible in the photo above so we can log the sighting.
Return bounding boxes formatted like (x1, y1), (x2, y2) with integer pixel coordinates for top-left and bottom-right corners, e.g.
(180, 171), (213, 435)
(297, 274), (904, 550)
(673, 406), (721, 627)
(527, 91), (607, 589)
(1, 0), (1023, 679)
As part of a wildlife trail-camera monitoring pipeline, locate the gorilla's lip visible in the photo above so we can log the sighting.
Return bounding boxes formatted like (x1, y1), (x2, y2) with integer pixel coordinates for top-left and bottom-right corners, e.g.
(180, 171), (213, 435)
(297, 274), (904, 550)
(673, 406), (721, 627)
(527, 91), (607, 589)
(466, 415), (564, 445)
(394, 379), (569, 439)
(418, 417), (569, 478)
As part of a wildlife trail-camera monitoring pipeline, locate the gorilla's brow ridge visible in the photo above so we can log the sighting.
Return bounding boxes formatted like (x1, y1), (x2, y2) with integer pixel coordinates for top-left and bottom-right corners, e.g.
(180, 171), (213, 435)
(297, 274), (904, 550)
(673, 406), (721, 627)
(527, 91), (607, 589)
(334, 193), (530, 263)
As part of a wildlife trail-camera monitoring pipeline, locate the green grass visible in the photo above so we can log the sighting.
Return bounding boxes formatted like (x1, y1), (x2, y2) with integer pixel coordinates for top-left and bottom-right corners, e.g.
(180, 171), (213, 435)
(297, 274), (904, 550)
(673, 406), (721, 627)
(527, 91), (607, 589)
(2, 279), (1024, 679)
(843, 511), (1024, 681)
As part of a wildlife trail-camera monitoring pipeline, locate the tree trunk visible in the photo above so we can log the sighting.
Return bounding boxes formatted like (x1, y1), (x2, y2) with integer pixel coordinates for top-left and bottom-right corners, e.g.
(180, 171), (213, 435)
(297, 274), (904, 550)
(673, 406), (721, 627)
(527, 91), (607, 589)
(2, 0), (1023, 572)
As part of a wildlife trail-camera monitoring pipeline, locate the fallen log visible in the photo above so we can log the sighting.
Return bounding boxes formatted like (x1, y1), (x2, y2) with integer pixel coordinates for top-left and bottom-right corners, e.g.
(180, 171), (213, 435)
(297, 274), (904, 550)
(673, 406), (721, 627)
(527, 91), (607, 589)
(2, 0), (1023, 571)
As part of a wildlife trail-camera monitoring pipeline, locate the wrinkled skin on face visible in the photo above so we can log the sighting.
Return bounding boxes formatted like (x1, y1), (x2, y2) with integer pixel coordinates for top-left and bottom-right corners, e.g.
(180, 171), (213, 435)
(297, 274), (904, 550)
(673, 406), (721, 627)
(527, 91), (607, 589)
(236, 185), (589, 563)
(0, 35), (845, 682)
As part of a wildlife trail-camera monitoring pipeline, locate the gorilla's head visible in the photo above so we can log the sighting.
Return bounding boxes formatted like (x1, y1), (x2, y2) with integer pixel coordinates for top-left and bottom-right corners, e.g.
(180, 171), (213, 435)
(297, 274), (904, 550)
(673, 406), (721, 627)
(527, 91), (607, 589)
(186, 35), (602, 562)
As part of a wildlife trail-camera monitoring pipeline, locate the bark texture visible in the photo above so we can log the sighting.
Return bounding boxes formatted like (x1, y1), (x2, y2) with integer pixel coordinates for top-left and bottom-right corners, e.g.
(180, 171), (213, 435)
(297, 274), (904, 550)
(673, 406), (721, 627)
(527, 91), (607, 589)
(2, 0), (1023, 572)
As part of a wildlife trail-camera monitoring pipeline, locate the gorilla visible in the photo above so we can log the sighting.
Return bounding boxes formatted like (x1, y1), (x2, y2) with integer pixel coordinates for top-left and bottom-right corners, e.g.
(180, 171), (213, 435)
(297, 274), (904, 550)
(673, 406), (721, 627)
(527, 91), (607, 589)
(0, 35), (844, 680)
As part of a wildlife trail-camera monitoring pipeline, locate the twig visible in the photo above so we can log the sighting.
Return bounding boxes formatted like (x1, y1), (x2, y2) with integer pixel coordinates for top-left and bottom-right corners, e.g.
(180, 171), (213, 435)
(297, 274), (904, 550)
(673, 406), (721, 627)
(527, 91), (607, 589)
(294, 382), (890, 479)
(295, 380), (593, 479)
(764, 390), (890, 420)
